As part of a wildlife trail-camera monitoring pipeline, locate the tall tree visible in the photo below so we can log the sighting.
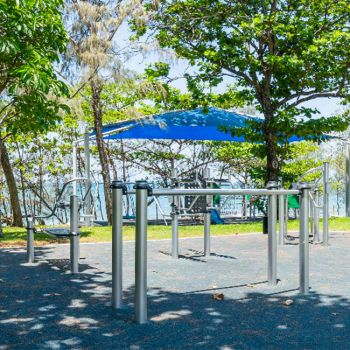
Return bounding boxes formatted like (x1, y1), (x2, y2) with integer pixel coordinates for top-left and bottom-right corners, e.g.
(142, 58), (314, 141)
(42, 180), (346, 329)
(0, 0), (68, 226)
(64, 0), (144, 224)
(136, 0), (350, 182)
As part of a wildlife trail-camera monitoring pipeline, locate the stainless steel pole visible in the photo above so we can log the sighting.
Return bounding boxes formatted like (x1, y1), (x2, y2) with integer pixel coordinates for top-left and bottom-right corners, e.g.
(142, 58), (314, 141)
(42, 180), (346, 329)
(171, 169), (179, 259)
(111, 180), (124, 309)
(204, 194), (212, 257)
(299, 183), (310, 294)
(171, 195), (179, 259)
(72, 144), (77, 196)
(323, 162), (330, 246)
(84, 130), (92, 226)
(313, 189), (320, 243)
(346, 143), (350, 217)
(203, 168), (211, 256)
(278, 194), (285, 246)
(267, 181), (278, 286)
(135, 181), (149, 324)
(70, 195), (80, 274)
(309, 193), (314, 238)
(26, 217), (35, 263)
(284, 195), (288, 238)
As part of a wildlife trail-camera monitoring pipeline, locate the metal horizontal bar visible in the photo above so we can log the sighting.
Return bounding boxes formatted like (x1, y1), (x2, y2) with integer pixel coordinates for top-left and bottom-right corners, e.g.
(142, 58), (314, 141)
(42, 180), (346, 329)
(127, 188), (299, 196)
(153, 189), (299, 196)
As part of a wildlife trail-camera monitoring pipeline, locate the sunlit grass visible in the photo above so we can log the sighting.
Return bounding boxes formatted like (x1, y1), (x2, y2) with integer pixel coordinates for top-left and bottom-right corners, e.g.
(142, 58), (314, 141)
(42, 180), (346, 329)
(0, 217), (348, 247)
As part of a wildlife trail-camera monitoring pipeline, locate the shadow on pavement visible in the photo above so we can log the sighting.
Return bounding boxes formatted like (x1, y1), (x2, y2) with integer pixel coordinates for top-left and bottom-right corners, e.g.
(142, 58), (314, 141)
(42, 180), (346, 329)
(1, 247), (350, 349)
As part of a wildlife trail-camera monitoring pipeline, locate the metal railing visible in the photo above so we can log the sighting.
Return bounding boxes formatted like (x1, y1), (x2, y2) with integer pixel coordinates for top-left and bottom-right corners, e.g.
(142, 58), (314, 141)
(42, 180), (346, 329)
(110, 180), (317, 324)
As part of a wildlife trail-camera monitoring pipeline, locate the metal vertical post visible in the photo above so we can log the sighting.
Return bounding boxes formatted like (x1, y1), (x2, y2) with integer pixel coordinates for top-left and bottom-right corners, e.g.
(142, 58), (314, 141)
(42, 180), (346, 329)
(26, 217), (35, 263)
(243, 183), (248, 219)
(309, 194), (314, 237)
(346, 143), (350, 217)
(203, 168), (211, 257)
(84, 130), (93, 226)
(111, 180), (124, 309)
(299, 183), (310, 294)
(171, 169), (179, 259)
(267, 181), (278, 286)
(72, 143), (77, 196)
(313, 189), (320, 243)
(278, 194), (285, 246)
(171, 196), (179, 259)
(0, 217), (3, 238)
(70, 195), (80, 274)
(204, 194), (212, 257)
(323, 162), (329, 246)
(284, 195), (289, 238)
(135, 181), (149, 324)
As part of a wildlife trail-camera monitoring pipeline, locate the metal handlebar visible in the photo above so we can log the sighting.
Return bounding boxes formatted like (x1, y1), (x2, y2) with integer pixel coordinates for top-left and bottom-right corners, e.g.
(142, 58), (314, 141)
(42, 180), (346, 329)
(34, 177), (88, 220)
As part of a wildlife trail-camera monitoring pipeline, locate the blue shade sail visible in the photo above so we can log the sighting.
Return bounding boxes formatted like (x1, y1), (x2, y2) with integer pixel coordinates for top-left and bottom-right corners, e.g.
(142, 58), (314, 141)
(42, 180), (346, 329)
(93, 107), (305, 142)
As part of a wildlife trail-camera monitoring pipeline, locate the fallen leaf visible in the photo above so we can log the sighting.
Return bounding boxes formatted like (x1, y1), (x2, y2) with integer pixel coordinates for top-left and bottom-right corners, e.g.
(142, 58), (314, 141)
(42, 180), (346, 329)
(213, 293), (224, 301)
(283, 299), (293, 306)
(246, 284), (255, 288)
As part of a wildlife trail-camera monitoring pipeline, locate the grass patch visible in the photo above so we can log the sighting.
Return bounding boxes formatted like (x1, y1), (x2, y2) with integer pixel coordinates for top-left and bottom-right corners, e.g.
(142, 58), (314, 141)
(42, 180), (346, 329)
(0, 217), (349, 247)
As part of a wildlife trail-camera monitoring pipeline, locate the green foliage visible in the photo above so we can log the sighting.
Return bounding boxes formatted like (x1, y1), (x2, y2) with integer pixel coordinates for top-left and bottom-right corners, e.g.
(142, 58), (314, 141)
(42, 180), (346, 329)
(144, 62), (246, 111)
(135, 0), (350, 180)
(213, 140), (322, 188)
(145, 62), (170, 79)
(281, 142), (322, 187)
(0, 0), (69, 136)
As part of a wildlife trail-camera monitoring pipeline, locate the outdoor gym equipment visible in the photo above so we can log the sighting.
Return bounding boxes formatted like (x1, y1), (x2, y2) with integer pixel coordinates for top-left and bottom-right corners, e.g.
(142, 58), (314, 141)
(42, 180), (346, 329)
(170, 169), (214, 258)
(295, 161), (330, 246)
(26, 178), (88, 274)
(111, 180), (311, 324)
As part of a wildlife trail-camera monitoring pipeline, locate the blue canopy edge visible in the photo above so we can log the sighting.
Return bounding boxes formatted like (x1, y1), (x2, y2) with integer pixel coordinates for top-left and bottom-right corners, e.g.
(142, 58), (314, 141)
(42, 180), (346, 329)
(93, 108), (260, 142)
(91, 107), (308, 143)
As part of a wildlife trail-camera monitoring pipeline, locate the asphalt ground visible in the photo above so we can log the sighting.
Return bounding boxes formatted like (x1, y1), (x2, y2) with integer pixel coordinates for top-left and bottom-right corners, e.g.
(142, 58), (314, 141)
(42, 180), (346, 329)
(1, 232), (350, 349)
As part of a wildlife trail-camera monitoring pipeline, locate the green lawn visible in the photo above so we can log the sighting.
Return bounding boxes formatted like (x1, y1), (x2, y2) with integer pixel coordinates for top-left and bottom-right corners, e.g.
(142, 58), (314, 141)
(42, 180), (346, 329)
(0, 217), (349, 247)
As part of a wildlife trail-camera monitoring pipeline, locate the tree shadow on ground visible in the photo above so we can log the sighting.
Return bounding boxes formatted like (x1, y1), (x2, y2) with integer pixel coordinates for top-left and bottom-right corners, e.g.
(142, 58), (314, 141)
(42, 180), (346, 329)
(1, 247), (350, 350)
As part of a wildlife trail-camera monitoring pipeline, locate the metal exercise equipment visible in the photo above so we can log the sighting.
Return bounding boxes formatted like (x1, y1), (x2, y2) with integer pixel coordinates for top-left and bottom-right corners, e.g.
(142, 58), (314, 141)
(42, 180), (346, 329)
(72, 133), (94, 226)
(346, 143), (350, 217)
(111, 180), (127, 309)
(169, 169), (216, 258)
(322, 162), (330, 245)
(26, 178), (87, 274)
(278, 193), (285, 246)
(299, 183), (311, 294)
(111, 181), (313, 324)
(296, 162), (330, 245)
(267, 181), (278, 286)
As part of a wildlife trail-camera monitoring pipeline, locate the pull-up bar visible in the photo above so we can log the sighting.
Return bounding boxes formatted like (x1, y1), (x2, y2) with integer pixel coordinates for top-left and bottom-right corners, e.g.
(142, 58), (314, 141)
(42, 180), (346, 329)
(110, 180), (311, 324)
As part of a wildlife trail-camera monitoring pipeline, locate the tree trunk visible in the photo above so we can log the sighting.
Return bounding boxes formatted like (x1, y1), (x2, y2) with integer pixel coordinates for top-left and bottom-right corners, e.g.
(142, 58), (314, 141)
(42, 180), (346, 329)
(0, 139), (23, 227)
(91, 79), (112, 224)
(266, 137), (280, 182)
(264, 113), (280, 183)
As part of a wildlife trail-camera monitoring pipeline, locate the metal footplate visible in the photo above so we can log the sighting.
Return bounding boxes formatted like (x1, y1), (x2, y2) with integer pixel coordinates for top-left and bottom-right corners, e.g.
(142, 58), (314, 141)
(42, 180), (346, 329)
(41, 228), (77, 239)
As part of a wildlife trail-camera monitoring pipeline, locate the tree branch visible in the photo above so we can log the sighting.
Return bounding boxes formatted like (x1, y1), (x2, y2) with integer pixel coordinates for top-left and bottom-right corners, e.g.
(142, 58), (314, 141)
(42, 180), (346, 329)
(286, 92), (347, 109)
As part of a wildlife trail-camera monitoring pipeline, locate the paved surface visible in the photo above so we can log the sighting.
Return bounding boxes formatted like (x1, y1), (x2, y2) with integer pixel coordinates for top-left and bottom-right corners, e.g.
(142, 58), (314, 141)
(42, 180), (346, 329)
(1, 232), (350, 349)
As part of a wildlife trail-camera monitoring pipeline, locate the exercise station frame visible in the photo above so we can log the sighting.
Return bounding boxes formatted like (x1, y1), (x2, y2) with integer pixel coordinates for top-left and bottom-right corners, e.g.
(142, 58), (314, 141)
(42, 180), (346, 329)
(111, 180), (312, 324)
